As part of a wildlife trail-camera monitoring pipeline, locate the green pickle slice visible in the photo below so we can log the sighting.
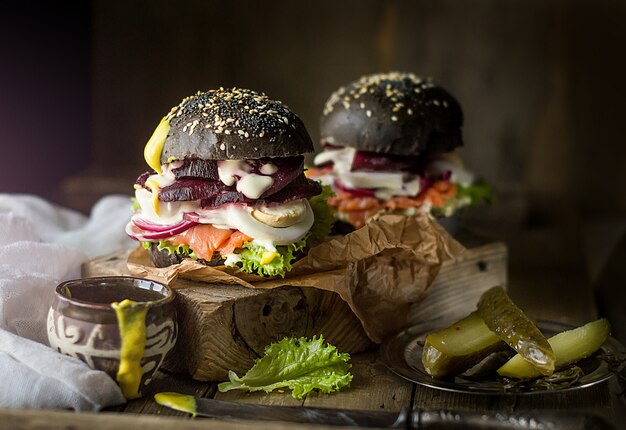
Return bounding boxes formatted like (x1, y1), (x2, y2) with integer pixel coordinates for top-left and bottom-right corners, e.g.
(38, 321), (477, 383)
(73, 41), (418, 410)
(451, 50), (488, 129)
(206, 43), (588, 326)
(477, 286), (555, 375)
(422, 312), (506, 377)
(498, 318), (610, 379)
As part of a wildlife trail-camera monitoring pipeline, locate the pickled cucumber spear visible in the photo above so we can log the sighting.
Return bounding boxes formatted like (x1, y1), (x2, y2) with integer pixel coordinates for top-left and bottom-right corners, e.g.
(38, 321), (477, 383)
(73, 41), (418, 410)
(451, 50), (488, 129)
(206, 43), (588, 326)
(498, 318), (610, 379)
(422, 312), (506, 377)
(477, 286), (555, 375)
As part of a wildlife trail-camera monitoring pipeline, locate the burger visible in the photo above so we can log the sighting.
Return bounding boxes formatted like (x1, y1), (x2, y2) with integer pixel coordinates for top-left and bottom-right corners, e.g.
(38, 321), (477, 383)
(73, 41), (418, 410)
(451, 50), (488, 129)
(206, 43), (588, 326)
(307, 72), (490, 231)
(126, 88), (333, 277)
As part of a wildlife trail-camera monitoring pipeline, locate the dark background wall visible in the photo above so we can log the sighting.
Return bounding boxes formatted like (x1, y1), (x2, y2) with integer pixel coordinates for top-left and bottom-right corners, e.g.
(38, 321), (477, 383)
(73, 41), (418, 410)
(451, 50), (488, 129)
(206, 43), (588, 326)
(0, 1), (90, 199)
(1, 0), (625, 220)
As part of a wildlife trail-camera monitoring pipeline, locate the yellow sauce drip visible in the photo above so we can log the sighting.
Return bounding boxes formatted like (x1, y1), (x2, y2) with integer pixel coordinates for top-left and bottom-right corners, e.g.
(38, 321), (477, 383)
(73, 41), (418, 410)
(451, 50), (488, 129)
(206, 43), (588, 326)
(144, 117), (170, 174)
(112, 299), (149, 399)
(145, 178), (162, 216)
(154, 392), (197, 416)
(260, 251), (279, 265)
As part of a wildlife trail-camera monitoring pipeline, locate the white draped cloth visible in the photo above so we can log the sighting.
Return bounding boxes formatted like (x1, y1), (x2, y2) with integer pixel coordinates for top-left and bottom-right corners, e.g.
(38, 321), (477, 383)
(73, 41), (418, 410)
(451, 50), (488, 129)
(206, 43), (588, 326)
(0, 194), (136, 411)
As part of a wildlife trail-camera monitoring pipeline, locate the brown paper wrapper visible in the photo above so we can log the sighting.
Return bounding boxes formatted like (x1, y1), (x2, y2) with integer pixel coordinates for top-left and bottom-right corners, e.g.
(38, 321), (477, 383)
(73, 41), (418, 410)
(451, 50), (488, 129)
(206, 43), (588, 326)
(127, 213), (465, 343)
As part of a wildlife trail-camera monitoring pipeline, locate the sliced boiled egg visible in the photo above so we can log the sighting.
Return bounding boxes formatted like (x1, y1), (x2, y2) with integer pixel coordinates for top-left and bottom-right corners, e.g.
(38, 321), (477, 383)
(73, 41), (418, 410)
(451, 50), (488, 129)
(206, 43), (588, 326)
(252, 200), (307, 228)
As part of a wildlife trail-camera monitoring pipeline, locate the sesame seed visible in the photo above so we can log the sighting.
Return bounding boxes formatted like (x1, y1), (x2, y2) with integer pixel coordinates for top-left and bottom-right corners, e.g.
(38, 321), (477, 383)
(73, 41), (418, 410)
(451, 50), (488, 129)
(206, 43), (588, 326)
(391, 115), (398, 122)
(322, 71), (440, 121)
(167, 87), (302, 142)
(366, 110), (372, 117)
(220, 143), (226, 150)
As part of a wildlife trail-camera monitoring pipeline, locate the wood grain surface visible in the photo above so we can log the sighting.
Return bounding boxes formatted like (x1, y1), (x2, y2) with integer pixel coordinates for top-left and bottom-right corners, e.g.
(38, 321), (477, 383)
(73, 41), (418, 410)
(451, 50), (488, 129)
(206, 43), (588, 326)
(82, 239), (506, 381)
(3, 226), (623, 429)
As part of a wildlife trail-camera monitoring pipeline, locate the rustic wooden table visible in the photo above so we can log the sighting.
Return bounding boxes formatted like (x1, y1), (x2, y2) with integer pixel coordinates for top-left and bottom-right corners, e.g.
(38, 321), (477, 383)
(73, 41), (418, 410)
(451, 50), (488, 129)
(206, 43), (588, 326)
(1, 223), (625, 429)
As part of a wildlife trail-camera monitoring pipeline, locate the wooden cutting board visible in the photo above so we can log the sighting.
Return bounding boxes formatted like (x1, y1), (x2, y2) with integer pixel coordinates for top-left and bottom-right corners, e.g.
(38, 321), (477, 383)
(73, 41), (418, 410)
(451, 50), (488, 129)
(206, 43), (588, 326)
(83, 237), (506, 381)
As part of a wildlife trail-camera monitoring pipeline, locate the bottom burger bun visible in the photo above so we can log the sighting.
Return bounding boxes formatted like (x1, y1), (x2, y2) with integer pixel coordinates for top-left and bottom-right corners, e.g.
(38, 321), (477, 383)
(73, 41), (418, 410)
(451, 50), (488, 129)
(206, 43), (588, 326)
(148, 243), (225, 268)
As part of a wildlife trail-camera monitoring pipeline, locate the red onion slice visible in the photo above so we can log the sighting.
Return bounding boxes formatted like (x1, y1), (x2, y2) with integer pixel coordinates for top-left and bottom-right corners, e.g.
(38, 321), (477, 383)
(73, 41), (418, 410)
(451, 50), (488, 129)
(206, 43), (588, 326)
(334, 180), (376, 197)
(129, 217), (197, 240)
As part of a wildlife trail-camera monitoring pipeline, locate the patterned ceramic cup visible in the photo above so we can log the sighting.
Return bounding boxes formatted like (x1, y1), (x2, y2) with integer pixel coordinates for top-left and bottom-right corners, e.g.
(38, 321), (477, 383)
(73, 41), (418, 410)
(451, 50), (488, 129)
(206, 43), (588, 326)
(47, 276), (177, 398)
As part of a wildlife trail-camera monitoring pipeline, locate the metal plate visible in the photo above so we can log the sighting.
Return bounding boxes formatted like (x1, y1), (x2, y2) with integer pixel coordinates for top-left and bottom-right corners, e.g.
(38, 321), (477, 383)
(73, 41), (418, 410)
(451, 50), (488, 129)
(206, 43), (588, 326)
(380, 319), (625, 395)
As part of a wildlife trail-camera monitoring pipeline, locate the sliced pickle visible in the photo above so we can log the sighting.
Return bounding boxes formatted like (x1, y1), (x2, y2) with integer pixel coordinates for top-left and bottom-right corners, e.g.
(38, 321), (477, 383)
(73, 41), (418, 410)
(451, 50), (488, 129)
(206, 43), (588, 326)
(498, 318), (611, 379)
(422, 312), (506, 377)
(477, 286), (555, 375)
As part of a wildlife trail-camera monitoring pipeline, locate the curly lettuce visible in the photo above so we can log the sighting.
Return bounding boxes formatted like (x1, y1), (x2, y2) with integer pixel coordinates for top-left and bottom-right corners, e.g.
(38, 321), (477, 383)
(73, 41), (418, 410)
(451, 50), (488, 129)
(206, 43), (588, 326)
(456, 178), (492, 206)
(130, 197), (141, 212)
(218, 336), (352, 399)
(141, 239), (197, 259)
(238, 238), (306, 278)
(306, 185), (335, 247)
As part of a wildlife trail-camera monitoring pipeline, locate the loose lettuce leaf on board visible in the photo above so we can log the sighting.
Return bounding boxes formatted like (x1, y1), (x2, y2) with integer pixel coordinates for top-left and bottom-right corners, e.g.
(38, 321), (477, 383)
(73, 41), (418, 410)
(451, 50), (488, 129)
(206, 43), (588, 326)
(218, 336), (352, 399)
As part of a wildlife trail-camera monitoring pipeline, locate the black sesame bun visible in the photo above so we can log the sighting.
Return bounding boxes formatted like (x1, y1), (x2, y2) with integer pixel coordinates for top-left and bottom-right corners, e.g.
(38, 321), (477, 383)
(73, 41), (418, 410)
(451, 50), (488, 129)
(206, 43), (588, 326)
(162, 88), (313, 163)
(320, 72), (463, 156)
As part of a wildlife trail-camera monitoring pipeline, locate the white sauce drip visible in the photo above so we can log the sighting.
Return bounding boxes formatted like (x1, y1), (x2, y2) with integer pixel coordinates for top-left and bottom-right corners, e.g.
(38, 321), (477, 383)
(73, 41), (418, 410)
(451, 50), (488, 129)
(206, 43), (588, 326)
(217, 160), (248, 186)
(425, 159), (474, 186)
(135, 188), (200, 225)
(237, 174), (274, 199)
(217, 159), (275, 199)
(259, 163), (277, 175)
(314, 147), (421, 197)
(314, 147), (356, 174)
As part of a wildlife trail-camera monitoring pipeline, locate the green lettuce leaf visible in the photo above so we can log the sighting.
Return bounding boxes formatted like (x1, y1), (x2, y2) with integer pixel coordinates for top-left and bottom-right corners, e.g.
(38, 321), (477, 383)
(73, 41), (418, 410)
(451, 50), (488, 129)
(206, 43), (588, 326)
(141, 239), (197, 259)
(456, 178), (493, 205)
(306, 185), (336, 247)
(130, 197), (141, 212)
(239, 238), (306, 278)
(218, 336), (352, 399)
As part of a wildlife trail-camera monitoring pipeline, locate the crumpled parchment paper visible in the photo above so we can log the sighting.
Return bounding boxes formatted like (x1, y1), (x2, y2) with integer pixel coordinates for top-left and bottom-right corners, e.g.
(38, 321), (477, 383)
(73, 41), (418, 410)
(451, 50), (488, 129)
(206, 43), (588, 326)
(128, 213), (465, 343)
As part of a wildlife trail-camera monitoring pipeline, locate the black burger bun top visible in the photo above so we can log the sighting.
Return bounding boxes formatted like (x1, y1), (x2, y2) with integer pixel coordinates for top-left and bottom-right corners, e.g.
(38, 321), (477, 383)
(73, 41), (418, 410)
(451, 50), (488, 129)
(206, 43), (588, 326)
(320, 72), (463, 156)
(161, 88), (313, 163)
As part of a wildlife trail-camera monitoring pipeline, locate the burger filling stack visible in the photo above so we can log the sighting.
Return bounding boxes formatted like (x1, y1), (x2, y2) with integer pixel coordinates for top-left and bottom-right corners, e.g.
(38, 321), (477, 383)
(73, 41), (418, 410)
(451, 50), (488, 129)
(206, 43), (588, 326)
(127, 88), (333, 277)
(307, 72), (490, 230)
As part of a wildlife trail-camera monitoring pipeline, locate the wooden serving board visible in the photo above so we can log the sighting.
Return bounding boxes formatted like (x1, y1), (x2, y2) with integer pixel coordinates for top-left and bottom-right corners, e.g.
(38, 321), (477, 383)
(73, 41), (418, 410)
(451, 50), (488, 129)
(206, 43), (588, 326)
(83, 237), (507, 381)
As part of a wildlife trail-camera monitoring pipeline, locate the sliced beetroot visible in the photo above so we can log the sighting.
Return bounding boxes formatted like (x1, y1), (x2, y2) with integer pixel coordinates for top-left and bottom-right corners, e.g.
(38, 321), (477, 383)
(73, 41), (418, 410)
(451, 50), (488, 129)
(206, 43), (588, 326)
(135, 171), (151, 187)
(170, 155), (303, 182)
(334, 180), (375, 197)
(258, 156), (304, 198)
(159, 180), (226, 202)
(260, 175), (322, 206)
(200, 174), (321, 208)
(171, 159), (219, 180)
(351, 150), (420, 172)
(134, 155), (312, 204)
